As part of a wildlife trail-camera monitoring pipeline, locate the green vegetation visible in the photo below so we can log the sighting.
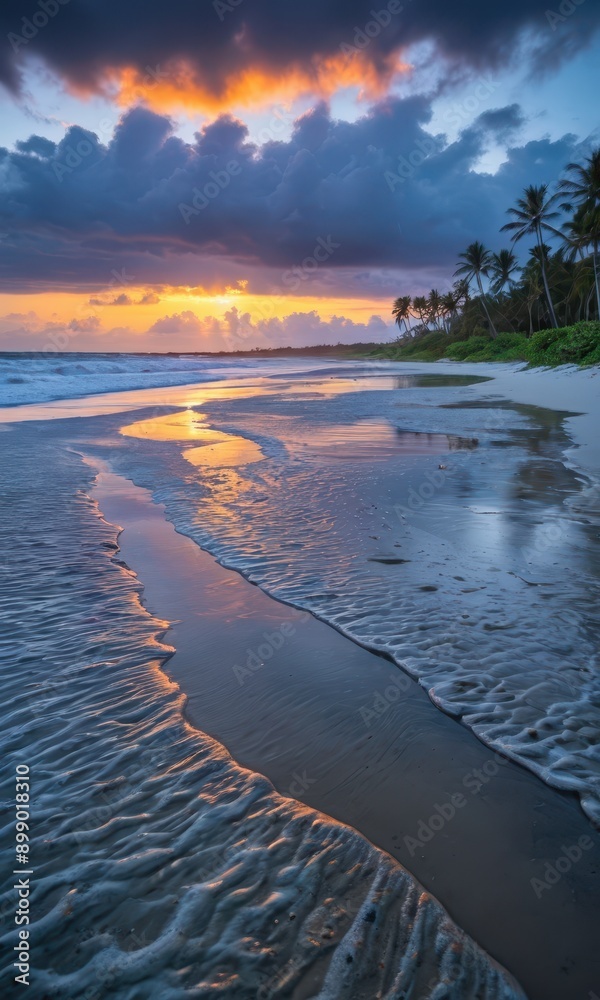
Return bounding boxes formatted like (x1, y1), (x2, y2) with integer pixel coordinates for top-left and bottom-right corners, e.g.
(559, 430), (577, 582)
(383, 147), (600, 367)
(373, 321), (600, 366)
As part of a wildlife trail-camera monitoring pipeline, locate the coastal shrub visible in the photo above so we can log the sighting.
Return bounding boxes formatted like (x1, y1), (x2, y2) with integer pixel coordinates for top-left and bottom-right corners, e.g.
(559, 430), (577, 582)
(556, 321), (600, 363)
(527, 321), (600, 366)
(383, 327), (486, 361)
(527, 326), (569, 365)
(446, 332), (529, 362)
(376, 320), (600, 366)
(445, 336), (491, 360)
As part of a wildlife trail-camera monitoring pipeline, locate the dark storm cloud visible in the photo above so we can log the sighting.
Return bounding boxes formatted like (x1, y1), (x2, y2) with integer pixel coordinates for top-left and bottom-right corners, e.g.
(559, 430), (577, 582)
(0, 100), (585, 292)
(1, 0), (598, 96)
(472, 105), (525, 141)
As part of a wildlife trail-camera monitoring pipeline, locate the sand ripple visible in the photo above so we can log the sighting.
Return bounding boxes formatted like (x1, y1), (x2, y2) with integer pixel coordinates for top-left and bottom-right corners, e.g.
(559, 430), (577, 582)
(98, 384), (600, 827)
(0, 428), (523, 998)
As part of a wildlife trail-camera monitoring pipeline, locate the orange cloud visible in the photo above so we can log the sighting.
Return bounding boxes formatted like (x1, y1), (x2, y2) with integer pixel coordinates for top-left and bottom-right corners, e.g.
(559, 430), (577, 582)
(110, 51), (409, 115)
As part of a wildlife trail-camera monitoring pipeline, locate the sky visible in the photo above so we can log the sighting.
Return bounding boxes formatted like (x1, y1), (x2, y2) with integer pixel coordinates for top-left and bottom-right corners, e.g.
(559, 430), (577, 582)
(0, 0), (599, 352)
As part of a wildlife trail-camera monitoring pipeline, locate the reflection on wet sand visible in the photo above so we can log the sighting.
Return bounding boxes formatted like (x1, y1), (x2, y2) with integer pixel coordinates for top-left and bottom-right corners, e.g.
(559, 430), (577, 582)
(184, 438), (265, 468)
(120, 409), (265, 468)
(120, 409), (215, 440)
(280, 418), (479, 461)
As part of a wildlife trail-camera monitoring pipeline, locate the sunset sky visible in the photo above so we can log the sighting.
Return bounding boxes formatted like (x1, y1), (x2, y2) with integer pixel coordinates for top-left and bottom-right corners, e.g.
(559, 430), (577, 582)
(0, 0), (599, 352)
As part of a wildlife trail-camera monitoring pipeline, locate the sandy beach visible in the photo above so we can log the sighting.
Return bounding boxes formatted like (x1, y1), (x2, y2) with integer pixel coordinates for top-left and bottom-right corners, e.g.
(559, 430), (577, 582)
(3, 3), (600, 994)
(1, 356), (599, 999)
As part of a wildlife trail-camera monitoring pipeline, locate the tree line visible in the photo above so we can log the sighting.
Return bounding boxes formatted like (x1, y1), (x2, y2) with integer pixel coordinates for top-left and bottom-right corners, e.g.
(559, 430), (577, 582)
(392, 147), (600, 339)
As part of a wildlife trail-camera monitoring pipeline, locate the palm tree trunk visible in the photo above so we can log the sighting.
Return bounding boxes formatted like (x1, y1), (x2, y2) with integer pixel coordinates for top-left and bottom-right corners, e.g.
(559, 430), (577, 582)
(536, 225), (558, 328)
(593, 241), (600, 321)
(476, 274), (497, 338)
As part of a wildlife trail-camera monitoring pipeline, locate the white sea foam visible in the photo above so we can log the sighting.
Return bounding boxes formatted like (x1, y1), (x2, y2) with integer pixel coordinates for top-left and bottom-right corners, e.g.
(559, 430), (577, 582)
(90, 366), (600, 827)
(0, 352), (257, 405)
(0, 413), (524, 997)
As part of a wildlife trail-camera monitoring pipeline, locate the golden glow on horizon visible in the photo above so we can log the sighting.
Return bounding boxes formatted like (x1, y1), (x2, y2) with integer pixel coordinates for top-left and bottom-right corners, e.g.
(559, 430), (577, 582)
(0, 287), (390, 341)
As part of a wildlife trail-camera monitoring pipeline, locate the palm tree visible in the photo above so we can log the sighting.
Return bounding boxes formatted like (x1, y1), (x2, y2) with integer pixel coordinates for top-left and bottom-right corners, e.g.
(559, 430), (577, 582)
(454, 241), (497, 337)
(521, 268), (544, 334)
(568, 254), (595, 322)
(501, 184), (561, 327)
(392, 295), (412, 336)
(453, 278), (470, 307)
(427, 288), (443, 329)
(412, 295), (430, 329)
(441, 288), (462, 331)
(559, 146), (600, 208)
(490, 248), (521, 294)
(559, 149), (600, 317)
(561, 206), (593, 261)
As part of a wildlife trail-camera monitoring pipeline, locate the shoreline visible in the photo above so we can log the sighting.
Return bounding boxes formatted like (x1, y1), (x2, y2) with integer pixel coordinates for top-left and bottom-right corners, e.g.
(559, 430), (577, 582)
(91, 460), (600, 1000)
(2, 355), (597, 464)
(3, 421), (525, 1000)
(3, 356), (599, 996)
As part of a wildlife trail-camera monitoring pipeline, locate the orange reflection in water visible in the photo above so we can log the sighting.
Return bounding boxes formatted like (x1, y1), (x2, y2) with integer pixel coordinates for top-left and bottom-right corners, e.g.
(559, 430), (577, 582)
(184, 439), (265, 469)
(120, 409), (265, 468)
(120, 410), (219, 442)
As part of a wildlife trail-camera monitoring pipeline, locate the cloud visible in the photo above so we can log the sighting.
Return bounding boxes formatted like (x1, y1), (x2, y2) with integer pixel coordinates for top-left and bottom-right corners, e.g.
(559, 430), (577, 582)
(89, 292), (133, 306)
(88, 290), (161, 306)
(0, 99), (588, 298)
(149, 310), (204, 335)
(473, 104), (526, 142)
(1, 0), (598, 109)
(0, 305), (392, 352)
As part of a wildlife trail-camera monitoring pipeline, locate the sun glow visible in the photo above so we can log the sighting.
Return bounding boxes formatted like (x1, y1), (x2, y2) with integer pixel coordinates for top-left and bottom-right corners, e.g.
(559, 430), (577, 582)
(0, 287), (391, 346)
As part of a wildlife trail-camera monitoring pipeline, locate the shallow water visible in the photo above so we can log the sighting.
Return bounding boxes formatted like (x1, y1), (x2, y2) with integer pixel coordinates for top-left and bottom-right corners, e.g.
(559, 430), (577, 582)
(121, 411), (266, 467)
(78, 368), (600, 826)
(0, 416), (523, 999)
(93, 465), (600, 1000)
(2, 354), (599, 998)
(5, 358), (598, 826)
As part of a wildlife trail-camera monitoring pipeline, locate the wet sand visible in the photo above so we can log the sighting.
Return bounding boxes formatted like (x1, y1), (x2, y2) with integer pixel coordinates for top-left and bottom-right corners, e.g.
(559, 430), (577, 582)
(5, 358), (599, 998)
(93, 464), (600, 1000)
